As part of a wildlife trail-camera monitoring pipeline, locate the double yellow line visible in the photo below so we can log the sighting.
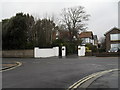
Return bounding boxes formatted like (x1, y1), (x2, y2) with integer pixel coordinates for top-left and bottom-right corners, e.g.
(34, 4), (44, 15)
(67, 68), (118, 90)
(0, 62), (22, 72)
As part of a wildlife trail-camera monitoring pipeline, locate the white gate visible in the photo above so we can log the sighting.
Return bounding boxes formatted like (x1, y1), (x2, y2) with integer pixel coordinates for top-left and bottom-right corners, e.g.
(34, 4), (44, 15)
(78, 46), (85, 56)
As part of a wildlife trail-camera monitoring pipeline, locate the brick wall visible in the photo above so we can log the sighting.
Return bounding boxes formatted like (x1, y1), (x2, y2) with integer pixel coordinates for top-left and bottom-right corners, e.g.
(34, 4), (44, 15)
(2, 50), (34, 58)
(85, 52), (120, 57)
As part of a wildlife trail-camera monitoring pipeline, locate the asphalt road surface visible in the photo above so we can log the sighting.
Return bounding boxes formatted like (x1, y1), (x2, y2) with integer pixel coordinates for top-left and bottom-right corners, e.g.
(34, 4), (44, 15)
(2, 56), (118, 89)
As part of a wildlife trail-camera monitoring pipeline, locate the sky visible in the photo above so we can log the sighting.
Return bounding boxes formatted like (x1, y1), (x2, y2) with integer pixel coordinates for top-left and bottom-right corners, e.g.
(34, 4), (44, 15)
(0, 0), (119, 39)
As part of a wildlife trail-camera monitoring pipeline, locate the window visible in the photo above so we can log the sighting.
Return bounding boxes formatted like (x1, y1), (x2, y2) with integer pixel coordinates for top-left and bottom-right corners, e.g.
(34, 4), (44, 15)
(81, 38), (90, 43)
(110, 34), (120, 40)
(111, 43), (120, 49)
(56, 37), (58, 39)
(56, 32), (59, 36)
(85, 38), (90, 43)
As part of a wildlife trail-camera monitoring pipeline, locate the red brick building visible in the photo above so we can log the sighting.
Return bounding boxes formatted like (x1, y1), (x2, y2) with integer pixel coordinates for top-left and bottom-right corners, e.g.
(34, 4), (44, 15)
(52, 30), (98, 46)
(104, 27), (120, 52)
(52, 30), (70, 41)
(79, 31), (94, 45)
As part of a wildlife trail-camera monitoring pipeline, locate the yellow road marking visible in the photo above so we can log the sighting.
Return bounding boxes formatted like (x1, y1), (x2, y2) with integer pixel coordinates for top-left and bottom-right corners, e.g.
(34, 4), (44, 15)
(0, 62), (22, 72)
(68, 68), (118, 90)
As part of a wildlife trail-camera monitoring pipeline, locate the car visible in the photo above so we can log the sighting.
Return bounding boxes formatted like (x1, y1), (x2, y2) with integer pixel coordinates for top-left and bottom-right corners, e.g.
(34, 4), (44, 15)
(108, 47), (120, 52)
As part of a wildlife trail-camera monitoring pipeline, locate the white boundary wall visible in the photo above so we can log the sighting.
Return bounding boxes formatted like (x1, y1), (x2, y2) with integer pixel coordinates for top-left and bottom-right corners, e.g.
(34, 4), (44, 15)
(34, 47), (59, 58)
(78, 46), (85, 56)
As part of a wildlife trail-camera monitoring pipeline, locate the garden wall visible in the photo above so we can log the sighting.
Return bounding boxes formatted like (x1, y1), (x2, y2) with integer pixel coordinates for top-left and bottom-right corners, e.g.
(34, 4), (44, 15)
(85, 52), (120, 57)
(34, 47), (59, 58)
(2, 50), (34, 58)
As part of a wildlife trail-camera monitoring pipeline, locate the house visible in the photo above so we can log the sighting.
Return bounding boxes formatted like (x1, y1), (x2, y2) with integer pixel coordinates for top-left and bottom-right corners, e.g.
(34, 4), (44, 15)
(52, 30), (98, 46)
(59, 30), (70, 41)
(52, 30), (70, 41)
(52, 30), (59, 41)
(79, 31), (94, 45)
(104, 27), (120, 52)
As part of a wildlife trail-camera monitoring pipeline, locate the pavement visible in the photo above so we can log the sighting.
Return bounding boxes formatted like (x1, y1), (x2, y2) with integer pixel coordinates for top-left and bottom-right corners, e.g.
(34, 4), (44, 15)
(0, 61), (20, 71)
(88, 70), (118, 89)
(1, 56), (119, 89)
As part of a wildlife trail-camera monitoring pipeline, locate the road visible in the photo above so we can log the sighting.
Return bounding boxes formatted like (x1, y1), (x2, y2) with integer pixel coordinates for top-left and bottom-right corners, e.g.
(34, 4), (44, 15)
(2, 56), (118, 89)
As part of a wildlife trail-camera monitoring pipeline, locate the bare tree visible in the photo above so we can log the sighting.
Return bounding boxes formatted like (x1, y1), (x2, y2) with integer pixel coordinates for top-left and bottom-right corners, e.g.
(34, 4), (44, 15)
(99, 37), (106, 51)
(61, 6), (90, 41)
(99, 37), (105, 44)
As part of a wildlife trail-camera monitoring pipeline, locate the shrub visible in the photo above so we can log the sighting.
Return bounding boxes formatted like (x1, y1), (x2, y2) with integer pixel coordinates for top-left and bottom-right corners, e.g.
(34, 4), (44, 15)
(85, 43), (97, 52)
(52, 39), (76, 54)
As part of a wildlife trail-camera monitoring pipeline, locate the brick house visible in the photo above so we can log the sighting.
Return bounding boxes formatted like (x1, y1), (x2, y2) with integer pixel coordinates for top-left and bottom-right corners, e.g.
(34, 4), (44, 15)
(79, 31), (94, 45)
(52, 30), (98, 46)
(52, 30), (70, 41)
(104, 27), (120, 52)
(52, 31), (59, 41)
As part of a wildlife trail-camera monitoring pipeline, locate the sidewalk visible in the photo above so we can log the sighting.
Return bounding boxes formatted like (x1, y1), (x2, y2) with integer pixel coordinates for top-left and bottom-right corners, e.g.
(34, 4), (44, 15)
(0, 61), (18, 71)
(88, 70), (118, 89)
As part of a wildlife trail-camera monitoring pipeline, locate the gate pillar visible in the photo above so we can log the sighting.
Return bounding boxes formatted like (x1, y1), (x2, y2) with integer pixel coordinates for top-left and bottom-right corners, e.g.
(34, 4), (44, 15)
(78, 46), (85, 56)
(62, 46), (66, 56)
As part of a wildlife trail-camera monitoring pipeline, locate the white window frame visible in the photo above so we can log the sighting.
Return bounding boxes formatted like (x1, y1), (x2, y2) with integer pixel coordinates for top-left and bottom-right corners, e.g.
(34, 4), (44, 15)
(110, 34), (120, 41)
(111, 43), (120, 49)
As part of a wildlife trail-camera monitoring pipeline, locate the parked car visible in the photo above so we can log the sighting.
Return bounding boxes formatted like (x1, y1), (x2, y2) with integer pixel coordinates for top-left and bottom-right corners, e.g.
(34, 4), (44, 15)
(108, 47), (120, 52)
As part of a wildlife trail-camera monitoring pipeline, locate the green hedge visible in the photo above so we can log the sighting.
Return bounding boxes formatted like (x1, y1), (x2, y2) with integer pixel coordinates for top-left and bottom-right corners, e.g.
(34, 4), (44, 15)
(52, 39), (77, 54)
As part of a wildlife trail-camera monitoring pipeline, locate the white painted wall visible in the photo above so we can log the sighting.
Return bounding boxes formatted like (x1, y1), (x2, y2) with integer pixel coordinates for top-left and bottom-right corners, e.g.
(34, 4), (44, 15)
(92, 39), (94, 45)
(78, 46), (85, 56)
(62, 46), (66, 56)
(34, 47), (59, 58)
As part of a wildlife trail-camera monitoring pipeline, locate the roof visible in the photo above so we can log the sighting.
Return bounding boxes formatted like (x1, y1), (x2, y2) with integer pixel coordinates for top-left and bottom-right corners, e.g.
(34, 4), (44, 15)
(59, 30), (70, 35)
(104, 27), (120, 36)
(79, 31), (93, 38)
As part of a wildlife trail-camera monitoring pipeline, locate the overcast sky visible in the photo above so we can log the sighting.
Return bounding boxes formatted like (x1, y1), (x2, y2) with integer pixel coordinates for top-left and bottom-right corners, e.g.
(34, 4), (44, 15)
(0, 0), (119, 39)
